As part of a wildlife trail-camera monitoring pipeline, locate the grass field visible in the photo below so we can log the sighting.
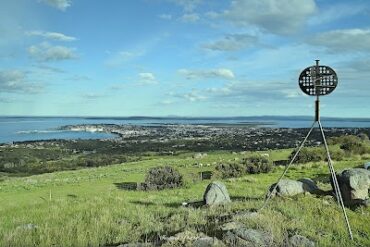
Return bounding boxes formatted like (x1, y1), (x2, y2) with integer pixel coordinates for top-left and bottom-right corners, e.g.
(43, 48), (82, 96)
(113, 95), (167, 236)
(0, 149), (369, 246)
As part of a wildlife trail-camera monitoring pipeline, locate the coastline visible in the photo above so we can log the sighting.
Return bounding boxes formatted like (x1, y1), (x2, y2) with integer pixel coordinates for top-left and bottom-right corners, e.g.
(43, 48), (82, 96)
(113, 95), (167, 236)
(5, 124), (370, 153)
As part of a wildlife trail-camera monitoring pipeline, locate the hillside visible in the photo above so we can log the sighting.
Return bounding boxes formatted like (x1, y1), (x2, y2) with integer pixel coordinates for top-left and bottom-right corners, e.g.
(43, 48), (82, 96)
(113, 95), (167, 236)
(0, 148), (369, 246)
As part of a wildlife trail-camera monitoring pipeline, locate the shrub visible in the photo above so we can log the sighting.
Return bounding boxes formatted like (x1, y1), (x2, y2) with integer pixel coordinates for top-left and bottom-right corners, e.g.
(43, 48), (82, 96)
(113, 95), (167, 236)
(215, 154), (273, 178)
(215, 163), (244, 178)
(358, 132), (369, 142)
(339, 135), (368, 155)
(289, 147), (325, 164)
(144, 166), (183, 190)
(242, 154), (273, 174)
(328, 148), (345, 161)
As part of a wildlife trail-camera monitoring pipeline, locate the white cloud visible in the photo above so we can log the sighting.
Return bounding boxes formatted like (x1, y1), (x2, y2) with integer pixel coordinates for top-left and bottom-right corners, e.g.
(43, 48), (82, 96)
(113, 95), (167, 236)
(203, 80), (294, 103)
(28, 42), (77, 62)
(184, 92), (206, 102)
(34, 65), (66, 73)
(205, 87), (232, 95)
(180, 90), (206, 102)
(26, 31), (76, 42)
(159, 14), (172, 20)
(160, 99), (175, 105)
(0, 70), (43, 94)
(202, 33), (258, 51)
(0, 97), (13, 103)
(168, 89), (207, 102)
(178, 68), (235, 80)
(39, 0), (72, 11)
(308, 3), (366, 26)
(138, 72), (157, 85)
(180, 13), (200, 23)
(167, 0), (202, 12)
(281, 89), (303, 98)
(105, 50), (145, 67)
(221, 0), (316, 35)
(82, 93), (105, 100)
(308, 29), (370, 53)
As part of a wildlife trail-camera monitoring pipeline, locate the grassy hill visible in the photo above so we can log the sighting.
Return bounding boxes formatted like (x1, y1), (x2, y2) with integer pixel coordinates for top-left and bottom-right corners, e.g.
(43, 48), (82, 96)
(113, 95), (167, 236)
(0, 149), (369, 246)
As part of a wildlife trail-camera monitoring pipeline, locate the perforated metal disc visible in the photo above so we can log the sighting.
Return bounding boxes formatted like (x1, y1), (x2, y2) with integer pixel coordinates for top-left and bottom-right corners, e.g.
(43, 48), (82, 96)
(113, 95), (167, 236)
(298, 65), (338, 96)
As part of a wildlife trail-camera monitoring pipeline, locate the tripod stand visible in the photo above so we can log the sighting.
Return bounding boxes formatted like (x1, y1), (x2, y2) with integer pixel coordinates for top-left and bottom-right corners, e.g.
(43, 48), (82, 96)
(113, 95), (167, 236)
(260, 61), (353, 240)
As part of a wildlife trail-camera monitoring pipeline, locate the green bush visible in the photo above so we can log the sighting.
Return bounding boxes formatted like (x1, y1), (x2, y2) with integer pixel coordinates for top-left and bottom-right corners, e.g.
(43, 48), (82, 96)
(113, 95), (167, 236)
(339, 135), (368, 155)
(328, 147), (345, 161)
(328, 135), (369, 155)
(289, 147), (325, 164)
(357, 132), (369, 142)
(242, 154), (273, 174)
(215, 154), (273, 178)
(215, 163), (244, 178)
(144, 166), (183, 190)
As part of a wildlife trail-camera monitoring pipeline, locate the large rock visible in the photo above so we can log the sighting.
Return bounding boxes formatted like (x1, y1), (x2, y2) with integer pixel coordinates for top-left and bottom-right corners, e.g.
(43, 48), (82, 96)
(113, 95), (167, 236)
(335, 168), (370, 206)
(268, 179), (320, 198)
(288, 235), (315, 247)
(203, 181), (231, 206)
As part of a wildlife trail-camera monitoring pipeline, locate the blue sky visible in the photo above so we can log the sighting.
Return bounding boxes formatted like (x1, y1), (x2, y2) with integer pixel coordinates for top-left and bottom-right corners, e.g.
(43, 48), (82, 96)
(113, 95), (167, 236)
(1, 0), (370, 117)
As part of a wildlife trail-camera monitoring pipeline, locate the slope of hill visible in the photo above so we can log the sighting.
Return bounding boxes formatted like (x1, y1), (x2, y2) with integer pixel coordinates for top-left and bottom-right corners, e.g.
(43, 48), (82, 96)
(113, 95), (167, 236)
(0, 149), (369, 246)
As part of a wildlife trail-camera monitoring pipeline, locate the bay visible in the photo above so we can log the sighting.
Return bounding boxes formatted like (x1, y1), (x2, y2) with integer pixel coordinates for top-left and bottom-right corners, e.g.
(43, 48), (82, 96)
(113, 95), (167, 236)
(1, 116), (370, 144)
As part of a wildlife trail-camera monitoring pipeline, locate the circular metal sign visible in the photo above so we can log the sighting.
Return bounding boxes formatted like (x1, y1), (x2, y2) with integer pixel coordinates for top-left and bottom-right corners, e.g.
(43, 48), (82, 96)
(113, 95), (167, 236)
(298, 65), (338, 96)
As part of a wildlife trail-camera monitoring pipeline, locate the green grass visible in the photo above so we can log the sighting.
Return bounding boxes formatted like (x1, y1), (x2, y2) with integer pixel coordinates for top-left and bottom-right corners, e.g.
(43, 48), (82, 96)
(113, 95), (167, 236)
(0, 149), (369, 246)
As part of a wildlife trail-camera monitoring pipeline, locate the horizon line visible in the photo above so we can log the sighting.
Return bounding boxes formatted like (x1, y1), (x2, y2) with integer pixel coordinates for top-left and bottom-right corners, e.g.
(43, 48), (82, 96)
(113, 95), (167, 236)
(0, 115), (370, 120)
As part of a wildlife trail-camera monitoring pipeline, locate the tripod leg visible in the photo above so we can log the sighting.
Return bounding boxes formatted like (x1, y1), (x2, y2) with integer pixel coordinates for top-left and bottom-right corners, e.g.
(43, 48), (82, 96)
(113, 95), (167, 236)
(260, 121), (316, 211)
(318, 121), (353, 240)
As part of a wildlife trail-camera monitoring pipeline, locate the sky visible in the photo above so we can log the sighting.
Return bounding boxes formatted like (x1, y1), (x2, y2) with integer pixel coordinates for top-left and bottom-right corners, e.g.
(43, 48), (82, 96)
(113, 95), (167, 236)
(0, 0), (370, 117)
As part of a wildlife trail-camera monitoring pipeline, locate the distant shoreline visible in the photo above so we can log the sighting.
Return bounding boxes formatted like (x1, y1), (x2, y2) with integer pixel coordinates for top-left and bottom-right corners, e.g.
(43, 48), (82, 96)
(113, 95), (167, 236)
(1, 115), (370, 122)
(2, 116), (370, 144)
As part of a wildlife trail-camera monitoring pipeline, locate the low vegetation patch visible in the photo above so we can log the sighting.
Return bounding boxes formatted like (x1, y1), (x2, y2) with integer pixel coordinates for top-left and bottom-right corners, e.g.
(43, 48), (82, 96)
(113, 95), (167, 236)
(215, 154), (273, 178)
(142, 165), (184, 190)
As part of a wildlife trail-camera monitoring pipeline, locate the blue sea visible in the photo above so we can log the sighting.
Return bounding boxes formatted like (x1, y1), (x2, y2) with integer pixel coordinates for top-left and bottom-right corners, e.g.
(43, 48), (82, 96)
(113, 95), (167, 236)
(1, 116), (370, 144)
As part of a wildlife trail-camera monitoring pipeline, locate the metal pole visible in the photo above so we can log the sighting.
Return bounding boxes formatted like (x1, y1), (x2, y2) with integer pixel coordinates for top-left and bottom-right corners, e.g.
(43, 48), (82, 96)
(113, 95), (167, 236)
(315, 60), (320, 122)
(318, 121), (353, 240)
(260, 121), (316, 211)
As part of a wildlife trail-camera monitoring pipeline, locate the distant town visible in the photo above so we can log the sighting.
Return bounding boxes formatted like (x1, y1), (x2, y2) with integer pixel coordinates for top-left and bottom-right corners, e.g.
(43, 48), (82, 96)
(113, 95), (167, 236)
(50, 124), (370, 151)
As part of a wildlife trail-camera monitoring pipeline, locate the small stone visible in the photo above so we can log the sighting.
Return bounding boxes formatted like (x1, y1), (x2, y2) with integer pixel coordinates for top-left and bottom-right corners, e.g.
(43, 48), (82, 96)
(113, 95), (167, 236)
(233, 211), (259, 221)
(119, 244), (153, 247)
(223, 228), (271, 247)
(322, 200), (330, 206)
(288, 234), (315, 247)
(162, 231), (221, 247)
(192, 236), (223, 247)
(362, 199), (370, 207)
(17, 223), (38, 230)
(220, 221), (245, 232)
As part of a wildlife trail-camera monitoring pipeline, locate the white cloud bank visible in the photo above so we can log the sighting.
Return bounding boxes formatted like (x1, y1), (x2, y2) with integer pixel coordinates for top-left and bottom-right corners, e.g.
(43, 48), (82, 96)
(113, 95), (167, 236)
(308, 29), (370, 53)
(180, 13), (200, 23)
(178, 68), (235, 80)
(0, 70), (43, 93)
(221, 0), (317, 35)
(28, 42), (77, 62)
(39, 0), (72, 11)
(138, 72), (157, 85)
(202, 33), (258, 51)
(26, 31), (76, 42)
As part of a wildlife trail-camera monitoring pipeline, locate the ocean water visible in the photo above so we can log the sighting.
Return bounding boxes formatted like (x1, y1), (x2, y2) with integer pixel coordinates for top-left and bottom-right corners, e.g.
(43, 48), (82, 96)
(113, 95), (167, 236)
(1, 116), (370, 144)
